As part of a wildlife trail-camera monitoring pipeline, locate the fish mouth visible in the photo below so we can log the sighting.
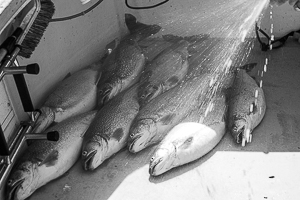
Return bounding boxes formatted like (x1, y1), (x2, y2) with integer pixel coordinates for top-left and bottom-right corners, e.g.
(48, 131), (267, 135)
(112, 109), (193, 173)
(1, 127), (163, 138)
(101, 90), (111, 106)
(98, 86), (113, 108)
(6, 178), (25, 200)
(128, 135), (142, 153)
(149, 158), (162, 176)
(83, 150), (97, 171)
(232, 126), (245, 144)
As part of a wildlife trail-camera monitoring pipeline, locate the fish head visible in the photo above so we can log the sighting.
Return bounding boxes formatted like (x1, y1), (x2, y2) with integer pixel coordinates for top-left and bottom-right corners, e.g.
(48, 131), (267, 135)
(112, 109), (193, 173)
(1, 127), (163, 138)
(230, 116), (247, 144)
(128, 119), (158, 153)
(149, 144), (176, 176)
(97, 82), (120, 108)
(33, 107), (55, 133)
(6, 161), (39, 200)
(82, 139), (107, 171)
(138, 84), (161, 105)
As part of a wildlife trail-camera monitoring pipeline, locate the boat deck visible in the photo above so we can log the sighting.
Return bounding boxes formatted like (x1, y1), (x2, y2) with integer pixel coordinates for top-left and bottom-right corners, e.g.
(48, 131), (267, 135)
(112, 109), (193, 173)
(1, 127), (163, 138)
(29, 39), (300, 200)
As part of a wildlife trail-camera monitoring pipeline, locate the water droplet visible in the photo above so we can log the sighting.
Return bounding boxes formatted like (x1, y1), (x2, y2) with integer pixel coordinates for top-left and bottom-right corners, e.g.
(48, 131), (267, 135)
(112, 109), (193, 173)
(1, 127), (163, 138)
(250, 104), (253, 112)
(255, 89), (259, 98)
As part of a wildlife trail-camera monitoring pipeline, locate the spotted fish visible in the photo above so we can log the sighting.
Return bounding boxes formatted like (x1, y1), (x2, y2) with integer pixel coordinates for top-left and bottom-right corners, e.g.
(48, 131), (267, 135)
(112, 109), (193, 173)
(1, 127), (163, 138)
(97, 14), (161, 107)
(127, 67), (215, 153)
(32, 64), (102, 133)
(149, 87), (228, 176)
(6, 111), (97, 200)
(82, 84), (140, 170)
(228, 69), (266, 146)
(138, 40), (190, 106)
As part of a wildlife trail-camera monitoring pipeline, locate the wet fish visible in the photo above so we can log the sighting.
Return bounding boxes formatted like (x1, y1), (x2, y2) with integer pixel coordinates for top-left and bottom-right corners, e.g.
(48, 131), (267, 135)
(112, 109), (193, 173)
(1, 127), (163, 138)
(137, 37), (174, 62)
(33, 64), (102, 133)
(6, 111), (97, 200)
(82, 84), (140, 170)
(149, 89), (228, 176)
(138, 40), (190, 106)
(97, 14), (161, 107)
(228, 69), (266, 146)
(127, 69), (215, 153)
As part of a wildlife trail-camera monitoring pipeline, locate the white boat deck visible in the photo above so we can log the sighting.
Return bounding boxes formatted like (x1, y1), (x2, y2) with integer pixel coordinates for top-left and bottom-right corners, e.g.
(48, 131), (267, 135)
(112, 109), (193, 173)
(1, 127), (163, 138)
(28, 39), (300, 200)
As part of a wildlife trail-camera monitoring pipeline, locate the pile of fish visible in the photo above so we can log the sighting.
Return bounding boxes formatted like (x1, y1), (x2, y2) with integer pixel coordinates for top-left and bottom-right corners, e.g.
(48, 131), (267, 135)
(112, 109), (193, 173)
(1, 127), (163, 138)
(5, 13), (267, 199)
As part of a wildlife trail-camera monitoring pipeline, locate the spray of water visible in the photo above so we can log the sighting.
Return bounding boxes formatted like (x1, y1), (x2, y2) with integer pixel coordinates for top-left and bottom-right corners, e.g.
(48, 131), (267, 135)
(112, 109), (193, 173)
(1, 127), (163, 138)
(145, 0), (271, 149)
(163, 0), (270, 105)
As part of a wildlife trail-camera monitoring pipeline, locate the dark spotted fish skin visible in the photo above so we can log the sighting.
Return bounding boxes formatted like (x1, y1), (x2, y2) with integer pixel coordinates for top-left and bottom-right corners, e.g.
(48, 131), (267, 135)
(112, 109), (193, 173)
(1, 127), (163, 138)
(138, 40), (190, 106)
(97, 14), (161, 108)
(228, 69), (266, 145)
(6, 111), (97, 200)
(137, 37), (174, 62)
(127, 68), (215, 153)
(82, 84), (140, 170)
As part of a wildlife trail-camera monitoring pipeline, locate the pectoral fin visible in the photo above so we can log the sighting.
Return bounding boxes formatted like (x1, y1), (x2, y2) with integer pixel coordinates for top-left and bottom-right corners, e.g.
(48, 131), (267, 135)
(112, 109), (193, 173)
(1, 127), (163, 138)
(178, 137), (193, 149)
(39, 150), (59, 167)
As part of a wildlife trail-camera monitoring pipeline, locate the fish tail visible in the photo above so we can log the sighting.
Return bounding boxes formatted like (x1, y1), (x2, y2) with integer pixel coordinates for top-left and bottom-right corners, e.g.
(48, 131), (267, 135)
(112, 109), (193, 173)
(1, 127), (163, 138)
(125, 13), (162, 40)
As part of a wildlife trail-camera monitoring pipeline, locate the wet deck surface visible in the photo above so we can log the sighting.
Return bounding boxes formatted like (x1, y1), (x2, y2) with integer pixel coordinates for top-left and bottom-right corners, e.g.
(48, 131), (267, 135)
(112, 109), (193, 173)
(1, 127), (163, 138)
(29, 39), (300, 200)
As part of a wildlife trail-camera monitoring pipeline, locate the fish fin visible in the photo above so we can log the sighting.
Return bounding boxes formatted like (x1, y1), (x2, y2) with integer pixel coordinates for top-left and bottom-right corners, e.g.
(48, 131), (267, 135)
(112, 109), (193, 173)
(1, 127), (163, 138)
(183, 34), (210, 44)
(39, 150), (59, 167)
(125, 13), (161, 39)
(112, 128), (124, 142)
(165, 76), (180, 89)
(239, 63), (257, 73)
(125, 13), (138, 34)
(63, 73), (72, 80)
(95, 72), (102, 85)
(160, 113), (176, 125)
(250, 76), (260, 86)
(105, 38), (120, 54)
(178, 137), (193, 149)
(162, 34), (184, 43)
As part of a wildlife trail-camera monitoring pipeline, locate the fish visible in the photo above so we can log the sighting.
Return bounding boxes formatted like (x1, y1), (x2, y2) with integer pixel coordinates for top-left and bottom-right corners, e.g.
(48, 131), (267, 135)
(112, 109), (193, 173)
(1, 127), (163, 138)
(6, 111), (97, 200)
(82, 84), (140, 170)
(149, 88), (228, 176)
(127, 69), (215, 153)
(228, 69), (266, 147)
(137, 37), (174, 62)
(97, 14), (161, 108)
(32, 64), (102, 133)
(138, 40), (190, 106)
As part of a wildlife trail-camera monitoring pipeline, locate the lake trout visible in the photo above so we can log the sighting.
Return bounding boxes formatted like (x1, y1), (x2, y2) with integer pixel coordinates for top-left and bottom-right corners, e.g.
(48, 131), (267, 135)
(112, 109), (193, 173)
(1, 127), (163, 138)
(32, 65), (101, 133)
(127, 69), (215, 153)
(82, 84), (140, 170)
(138, 40), (190, 106)
(137, 37), (174, 62)
(6, 111), (97, 200)
(228, 69), (266, 146)
(149, 88), (228, 176)
(97, 14), (161, 107)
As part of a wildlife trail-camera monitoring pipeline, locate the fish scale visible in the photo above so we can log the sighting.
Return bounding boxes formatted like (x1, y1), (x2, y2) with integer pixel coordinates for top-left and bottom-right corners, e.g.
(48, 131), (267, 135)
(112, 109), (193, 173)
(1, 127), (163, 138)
(138, 40), (190, 106)
(82, 84), (140, 171)
(128, 70), (215, 153)
(32, 64), (102, 134)
(6, 111), (97, 200)
(149, 88), (228, 176)
(228, 69), (266, 145)
(97, 14), (161, 108)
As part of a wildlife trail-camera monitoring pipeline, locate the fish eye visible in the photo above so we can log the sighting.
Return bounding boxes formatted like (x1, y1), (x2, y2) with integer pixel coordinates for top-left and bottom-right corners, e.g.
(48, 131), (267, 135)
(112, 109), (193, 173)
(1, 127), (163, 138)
(7, 179), (12, 185)
(82, 151), (88, 156)
(130, 133), (134, 138)
(150, 157), (154, 162)
(98, 90), (103, 95)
